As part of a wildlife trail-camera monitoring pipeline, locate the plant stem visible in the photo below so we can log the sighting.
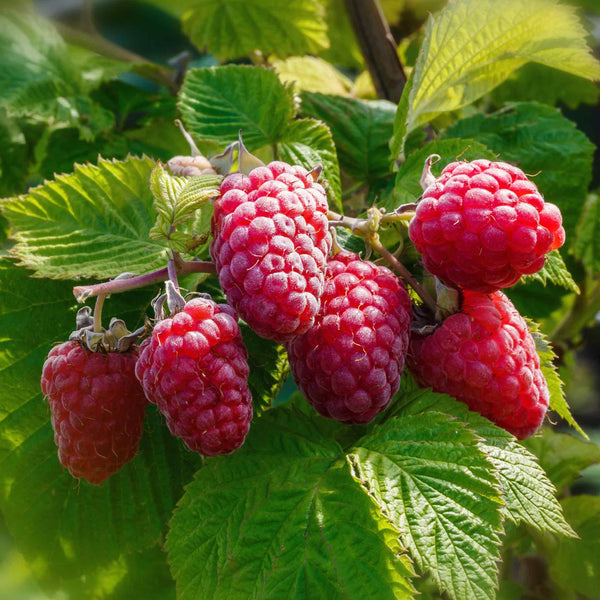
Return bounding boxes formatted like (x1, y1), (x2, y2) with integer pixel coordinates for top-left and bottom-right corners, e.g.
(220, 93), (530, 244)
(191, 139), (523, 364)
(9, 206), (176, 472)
(343, 0), (406, 102)
(73, 260), (216, 302)
(370, 235), (437, 313)
(167, 254), (180, 290)
(92, 294), (105, 333)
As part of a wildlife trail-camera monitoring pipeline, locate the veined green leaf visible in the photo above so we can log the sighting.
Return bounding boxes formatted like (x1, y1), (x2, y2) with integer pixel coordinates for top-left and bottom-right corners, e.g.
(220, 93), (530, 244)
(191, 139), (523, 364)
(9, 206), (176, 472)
(574, 192), (600, 276)
(407, 0), (600, 130)
(393, 383), (576, 538)
(301, 93), (396, 183)
(528, 320), (586, 438)
(1, 156), (167, 279)
(520, 250), (580, 294)
(319, 0), (363, 69)
(182, 0), (328, 60)
(0, 259), (199, 587)
(178, 66), (295, 151)
(274, 57), (352, 96)
(167, 404), (415, 600)
(349, 411), (504, 600)
(149, 163), (221, 252)
(278, 118), (342, 211)
(447, 102), (595, 243)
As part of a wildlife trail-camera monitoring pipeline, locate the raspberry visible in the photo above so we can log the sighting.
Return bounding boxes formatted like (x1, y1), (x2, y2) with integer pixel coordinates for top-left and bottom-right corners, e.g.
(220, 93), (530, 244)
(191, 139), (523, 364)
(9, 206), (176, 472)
(210, 161), (332, 342)
(407, 290), (549, 439)
(135, 298), (252, 456)
(287, 252), (412, 424)
(408, 159), (565, 293)
(41, 342), (148, 485)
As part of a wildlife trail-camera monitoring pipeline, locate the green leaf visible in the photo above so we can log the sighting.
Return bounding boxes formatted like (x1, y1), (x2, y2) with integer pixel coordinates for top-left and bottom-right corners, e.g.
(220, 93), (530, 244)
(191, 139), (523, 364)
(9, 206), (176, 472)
(546, 495), (600, 597)
(301, 93), (396, 183)
(523, 429), (600, 493)
(178, 66), (295, 151)
(274, 57), (352, 96)
(527, 321), (586, 438)
(1, 156), (171, 280)
(520, 250), (580, 294)
(574, 192), (600, 276)
(0, 110), (28, 197)
(319, 0), (363, 69)
(393, 384), (576, 538)
(278, 118), (342, 212)
(149, 163), (221, 252)
(349, 411), (504, 600)
(0, 11), (125, 139)
(447, 102), (595, 243)
(182, 0), (328, 60)
(167, 404), (415, 600)
(0, 259), (199, 588)
(490, 63), (600, 110)
(240, 325), (289, 416)
(389, 69), (414, 163)
(406, 0), (600, 130)
(389, 138), (495, 210)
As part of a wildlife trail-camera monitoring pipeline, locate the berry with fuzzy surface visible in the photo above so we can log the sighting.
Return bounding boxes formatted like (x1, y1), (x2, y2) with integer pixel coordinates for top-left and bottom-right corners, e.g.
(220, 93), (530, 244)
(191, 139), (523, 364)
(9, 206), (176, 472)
(135, 298), (252, 456)
(41, 342), (148, 485)
(287, 252), (412, 424)
(210, 161), (332, 342)
(407, 290), (549, 439)
(408, 159), (565, 293)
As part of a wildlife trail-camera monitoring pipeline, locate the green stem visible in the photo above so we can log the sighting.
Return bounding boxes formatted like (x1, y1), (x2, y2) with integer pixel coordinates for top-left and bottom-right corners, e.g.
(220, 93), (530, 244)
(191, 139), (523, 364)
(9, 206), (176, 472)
(370, 234), (437, 313)
(92, 294), (106, 334)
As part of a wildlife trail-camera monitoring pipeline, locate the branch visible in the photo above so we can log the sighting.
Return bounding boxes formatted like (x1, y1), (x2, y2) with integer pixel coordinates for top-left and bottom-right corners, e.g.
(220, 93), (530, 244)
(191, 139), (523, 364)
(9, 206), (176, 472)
(344, 0), (406, 102)
(73, 260), (217, 302)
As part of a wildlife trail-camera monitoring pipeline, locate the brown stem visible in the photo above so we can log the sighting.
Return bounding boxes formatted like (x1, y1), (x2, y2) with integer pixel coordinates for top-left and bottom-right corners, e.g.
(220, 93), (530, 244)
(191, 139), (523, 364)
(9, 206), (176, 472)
(371, 235), (437, 313)
(73, 260), (216, 302)
(344, 0), (406, 102)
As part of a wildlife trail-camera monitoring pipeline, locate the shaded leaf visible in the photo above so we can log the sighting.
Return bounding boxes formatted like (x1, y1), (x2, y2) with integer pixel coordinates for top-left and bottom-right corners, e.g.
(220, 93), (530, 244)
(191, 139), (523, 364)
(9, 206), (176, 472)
(574, 192), (600, 275)
(520, 250), (580, 294)
(182, 0), (328, 61)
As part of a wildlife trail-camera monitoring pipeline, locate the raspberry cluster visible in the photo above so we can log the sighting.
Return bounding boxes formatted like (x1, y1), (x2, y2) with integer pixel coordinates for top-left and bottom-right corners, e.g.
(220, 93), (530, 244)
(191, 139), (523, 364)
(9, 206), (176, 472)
(406, 159), (560, 438)
(41, 155), (564, 485)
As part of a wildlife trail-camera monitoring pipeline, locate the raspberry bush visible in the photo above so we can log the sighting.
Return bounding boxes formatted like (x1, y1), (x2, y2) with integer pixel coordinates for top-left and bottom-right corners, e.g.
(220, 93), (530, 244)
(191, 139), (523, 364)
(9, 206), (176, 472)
(1, 1), (600, 599)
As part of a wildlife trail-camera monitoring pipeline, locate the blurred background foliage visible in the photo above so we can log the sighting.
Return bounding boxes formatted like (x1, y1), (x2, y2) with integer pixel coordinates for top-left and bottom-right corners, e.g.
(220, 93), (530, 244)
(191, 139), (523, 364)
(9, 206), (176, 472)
(0, 0), (599, 598)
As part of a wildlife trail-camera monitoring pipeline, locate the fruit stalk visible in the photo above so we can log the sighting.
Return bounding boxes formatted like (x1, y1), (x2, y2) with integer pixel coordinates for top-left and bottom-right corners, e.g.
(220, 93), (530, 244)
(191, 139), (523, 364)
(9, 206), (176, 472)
(73, 260), (216, 302)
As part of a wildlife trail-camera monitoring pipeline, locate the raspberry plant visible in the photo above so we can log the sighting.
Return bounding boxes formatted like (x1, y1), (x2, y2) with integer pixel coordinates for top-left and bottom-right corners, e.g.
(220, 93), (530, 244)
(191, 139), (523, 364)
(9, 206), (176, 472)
(1, 1), (600, 599)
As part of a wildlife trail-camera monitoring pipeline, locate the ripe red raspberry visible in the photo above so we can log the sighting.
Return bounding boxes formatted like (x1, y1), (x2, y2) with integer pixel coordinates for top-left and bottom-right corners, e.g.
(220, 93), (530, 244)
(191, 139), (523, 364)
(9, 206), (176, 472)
(210, 161), (332, 342)
(41, 342), (148, 485)
(287, 252), (412, 424)
(135, 298), (252, 456)
(407, 290), (549, 439)
(408, 159), (565, 293)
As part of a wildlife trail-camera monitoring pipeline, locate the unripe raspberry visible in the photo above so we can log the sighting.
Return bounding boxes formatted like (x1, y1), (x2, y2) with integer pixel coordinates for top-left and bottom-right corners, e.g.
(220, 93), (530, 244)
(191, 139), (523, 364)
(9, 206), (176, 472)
(41, 342), (148, 484)
(407, 290), (549, 439)
(408, 159), (565, 293)
(287, 252), (412, 424)
(210, 161), (332, 342)
(135, 298), (252, 456)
